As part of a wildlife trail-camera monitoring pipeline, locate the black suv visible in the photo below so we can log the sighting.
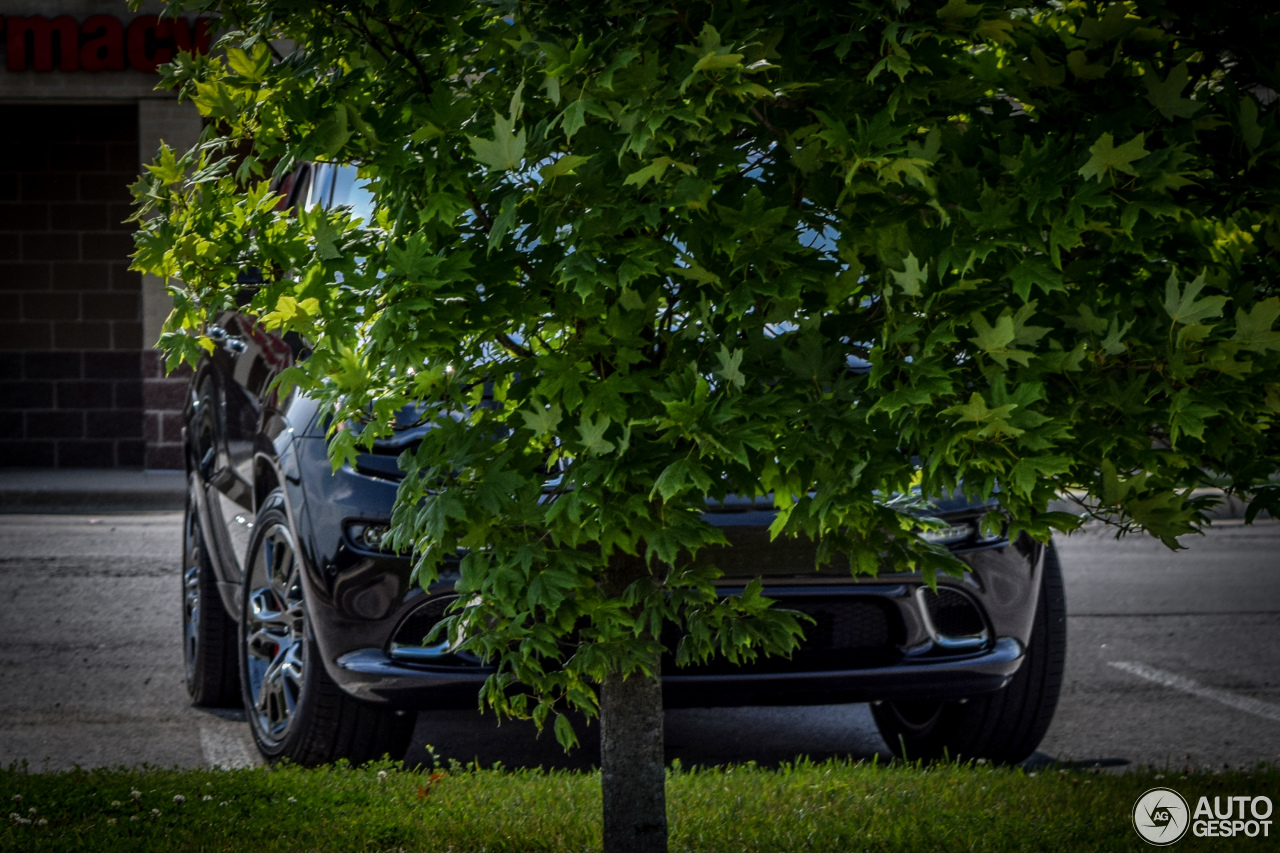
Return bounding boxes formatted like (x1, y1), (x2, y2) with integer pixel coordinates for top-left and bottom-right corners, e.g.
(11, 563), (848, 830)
(180, 163), (1066, 767)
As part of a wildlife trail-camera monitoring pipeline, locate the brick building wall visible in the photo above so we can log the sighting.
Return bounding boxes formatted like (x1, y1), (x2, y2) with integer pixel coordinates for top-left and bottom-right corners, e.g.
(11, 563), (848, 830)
(0, 104), (157, 467)
(142, 349), (189, 469)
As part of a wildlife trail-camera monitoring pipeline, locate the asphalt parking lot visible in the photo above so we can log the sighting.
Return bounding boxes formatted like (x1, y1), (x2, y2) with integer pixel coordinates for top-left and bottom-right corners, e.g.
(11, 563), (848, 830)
(1, 512), (1278, 773)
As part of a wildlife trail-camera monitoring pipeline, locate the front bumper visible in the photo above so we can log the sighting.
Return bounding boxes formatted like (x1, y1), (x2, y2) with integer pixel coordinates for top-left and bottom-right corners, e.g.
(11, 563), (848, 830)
(334, 636), (1024, 710)
(292, 438), (1044, 711)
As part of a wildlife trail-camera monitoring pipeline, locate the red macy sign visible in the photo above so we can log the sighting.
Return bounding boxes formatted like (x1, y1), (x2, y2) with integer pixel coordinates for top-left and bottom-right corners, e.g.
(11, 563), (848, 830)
(0, 14), (214, 74)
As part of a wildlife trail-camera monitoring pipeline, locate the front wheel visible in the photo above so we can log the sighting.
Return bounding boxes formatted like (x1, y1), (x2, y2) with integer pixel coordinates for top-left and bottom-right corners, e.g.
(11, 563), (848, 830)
(872, 541), (1067, 765)
(239, 490), (415, 766)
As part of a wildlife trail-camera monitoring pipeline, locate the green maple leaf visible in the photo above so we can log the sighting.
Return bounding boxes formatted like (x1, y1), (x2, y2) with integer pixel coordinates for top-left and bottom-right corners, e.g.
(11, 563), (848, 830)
(943, 392), (1023, 437)
(192, 79), (246, 119)
(1011, 302), (1051, 346)
(1006, 258), (1064, 301)
(1163, 271), (1226, 326)
(1127, 490), (1197, 549)
(577, 414), (616, 455)
(971, 312), (1013, 348)
(540, 155), (592, 180)
(624, 157), (675, 189)
(144, 144), (184, 184)
(1240, 96), (1264, 151)
(1169, 388), (1218, 445)
(971, 311), (1034, 366)
(714, 347), (746, 389)
(521, 402), (562, 438)
(226, 44), (272, 82)
(309, 105), (353, 157)
(1066, 50), (1107, 80)
(1143, 63), (1201, 120)
(1008, 454), (1073, 497)
(1100, 316), (1135, 355)
(652, 458), (713, 501)
(1233, 297), (1280, 352)
(560, 99), (588, 142)
(1078, 132), (1149, 182)
(468, 112), (527, 171)
(936, 0), (982, 21)
(693, 52), (743, 74)
(1018, 46), (1066, 88)
(262, 295), (300, 330)
(625, 157), (694, 189)
(891, 253), (928, 296)
(975, 18), (1015, 44)
(1078, 5), (1141, 44)
(305, 212), (343, 260)
(488, 194), (518, 253)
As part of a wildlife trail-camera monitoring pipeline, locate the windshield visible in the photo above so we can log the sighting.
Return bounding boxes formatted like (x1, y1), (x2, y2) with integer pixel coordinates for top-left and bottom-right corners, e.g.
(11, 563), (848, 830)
(307, 163), (376, 224)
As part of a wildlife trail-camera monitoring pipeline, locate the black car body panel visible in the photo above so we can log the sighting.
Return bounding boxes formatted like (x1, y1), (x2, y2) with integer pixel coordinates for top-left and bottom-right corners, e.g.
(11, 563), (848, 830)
(183, 313), (1045, 711)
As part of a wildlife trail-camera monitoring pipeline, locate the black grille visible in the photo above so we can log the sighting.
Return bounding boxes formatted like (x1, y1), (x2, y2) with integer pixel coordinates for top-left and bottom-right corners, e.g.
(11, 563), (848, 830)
(792, 599), (893, 651)
(665, 596), (904, 674)
(391, 595), (454, 647)
(921, 587), (986, 638)
(389, 595), (481, 665)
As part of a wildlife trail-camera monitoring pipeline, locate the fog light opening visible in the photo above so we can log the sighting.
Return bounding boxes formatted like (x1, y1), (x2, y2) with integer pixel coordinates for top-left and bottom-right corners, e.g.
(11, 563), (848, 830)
(346, 522), (392, 551)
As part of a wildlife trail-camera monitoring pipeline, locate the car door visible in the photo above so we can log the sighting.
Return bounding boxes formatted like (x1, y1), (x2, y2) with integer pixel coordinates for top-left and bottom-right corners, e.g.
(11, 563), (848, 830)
(199, 165), (319, 579)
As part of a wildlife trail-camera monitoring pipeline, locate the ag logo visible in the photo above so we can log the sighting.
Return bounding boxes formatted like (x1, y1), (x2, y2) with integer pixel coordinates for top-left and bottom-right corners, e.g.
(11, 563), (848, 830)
(1134, 787), (1190, 845)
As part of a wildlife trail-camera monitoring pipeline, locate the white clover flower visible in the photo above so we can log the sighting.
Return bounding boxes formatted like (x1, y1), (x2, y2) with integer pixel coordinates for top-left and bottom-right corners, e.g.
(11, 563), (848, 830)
(27, 807), (36, 815)
(150, 809), (160, 817)
(173, 795), (186, 805)
(378, 770), (388, 781)
(36, 819), (47, 827)
(130, 790), (142, 801)
(106, 818), (117, 826)
(130, 815), (138, 822)
(11, 795), (20, 804)
(203, 795), (213, 802)
(110, 800), (121, 807)
(288, 796), (297, 803)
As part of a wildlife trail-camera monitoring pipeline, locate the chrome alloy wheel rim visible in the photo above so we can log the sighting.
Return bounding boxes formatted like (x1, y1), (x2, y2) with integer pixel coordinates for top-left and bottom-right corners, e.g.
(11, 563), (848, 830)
(182, 508), (201, 687)
(244, 522), (307, 745)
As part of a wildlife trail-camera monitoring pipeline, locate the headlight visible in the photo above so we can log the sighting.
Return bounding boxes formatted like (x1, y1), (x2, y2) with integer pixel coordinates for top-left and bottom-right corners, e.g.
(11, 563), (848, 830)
(917, 522), (976, 546)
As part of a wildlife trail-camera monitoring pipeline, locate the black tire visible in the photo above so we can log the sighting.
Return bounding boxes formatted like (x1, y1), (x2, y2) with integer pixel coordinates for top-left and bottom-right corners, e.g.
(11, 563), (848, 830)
(239, 489), (415, 766)
(182, 485), (241, 707)
(872, 541), (1067, 765)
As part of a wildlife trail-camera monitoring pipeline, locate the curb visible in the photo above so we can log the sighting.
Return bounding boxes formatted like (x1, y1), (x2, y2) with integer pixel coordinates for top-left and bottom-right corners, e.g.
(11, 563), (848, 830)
(0, 469), (187, 514)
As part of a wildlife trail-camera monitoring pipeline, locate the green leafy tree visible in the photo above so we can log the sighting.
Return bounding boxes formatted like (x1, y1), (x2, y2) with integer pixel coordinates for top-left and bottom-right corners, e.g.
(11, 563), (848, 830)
(133, 1), (1278, 850)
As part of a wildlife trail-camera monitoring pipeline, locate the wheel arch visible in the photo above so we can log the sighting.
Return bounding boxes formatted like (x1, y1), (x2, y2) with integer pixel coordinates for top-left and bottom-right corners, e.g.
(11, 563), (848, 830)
(254, 454), (282, 515)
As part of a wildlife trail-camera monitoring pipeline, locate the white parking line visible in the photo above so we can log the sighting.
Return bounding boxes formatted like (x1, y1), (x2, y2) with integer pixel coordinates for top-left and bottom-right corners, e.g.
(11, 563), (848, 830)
(199, 723), (259, 769)
(1109, 661), (1280, 724)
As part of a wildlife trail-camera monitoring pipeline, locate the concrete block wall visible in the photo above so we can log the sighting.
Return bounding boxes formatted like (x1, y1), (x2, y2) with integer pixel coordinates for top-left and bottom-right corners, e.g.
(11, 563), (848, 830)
(0, 103), (145, 467)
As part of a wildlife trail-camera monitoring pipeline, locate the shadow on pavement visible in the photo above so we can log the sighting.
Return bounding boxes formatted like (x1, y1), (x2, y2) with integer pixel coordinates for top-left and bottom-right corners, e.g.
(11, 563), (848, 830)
(402, 703), (892, 772)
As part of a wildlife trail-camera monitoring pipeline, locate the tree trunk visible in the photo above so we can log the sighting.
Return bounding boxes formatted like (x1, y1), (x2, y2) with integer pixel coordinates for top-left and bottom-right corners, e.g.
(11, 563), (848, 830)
(599, 554), (668, 853)
(600, 663), (667, 853)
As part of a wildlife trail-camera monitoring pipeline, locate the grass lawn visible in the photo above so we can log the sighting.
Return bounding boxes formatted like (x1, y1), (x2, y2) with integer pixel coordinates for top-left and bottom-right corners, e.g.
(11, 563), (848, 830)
(3, 757), (1275, 851)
